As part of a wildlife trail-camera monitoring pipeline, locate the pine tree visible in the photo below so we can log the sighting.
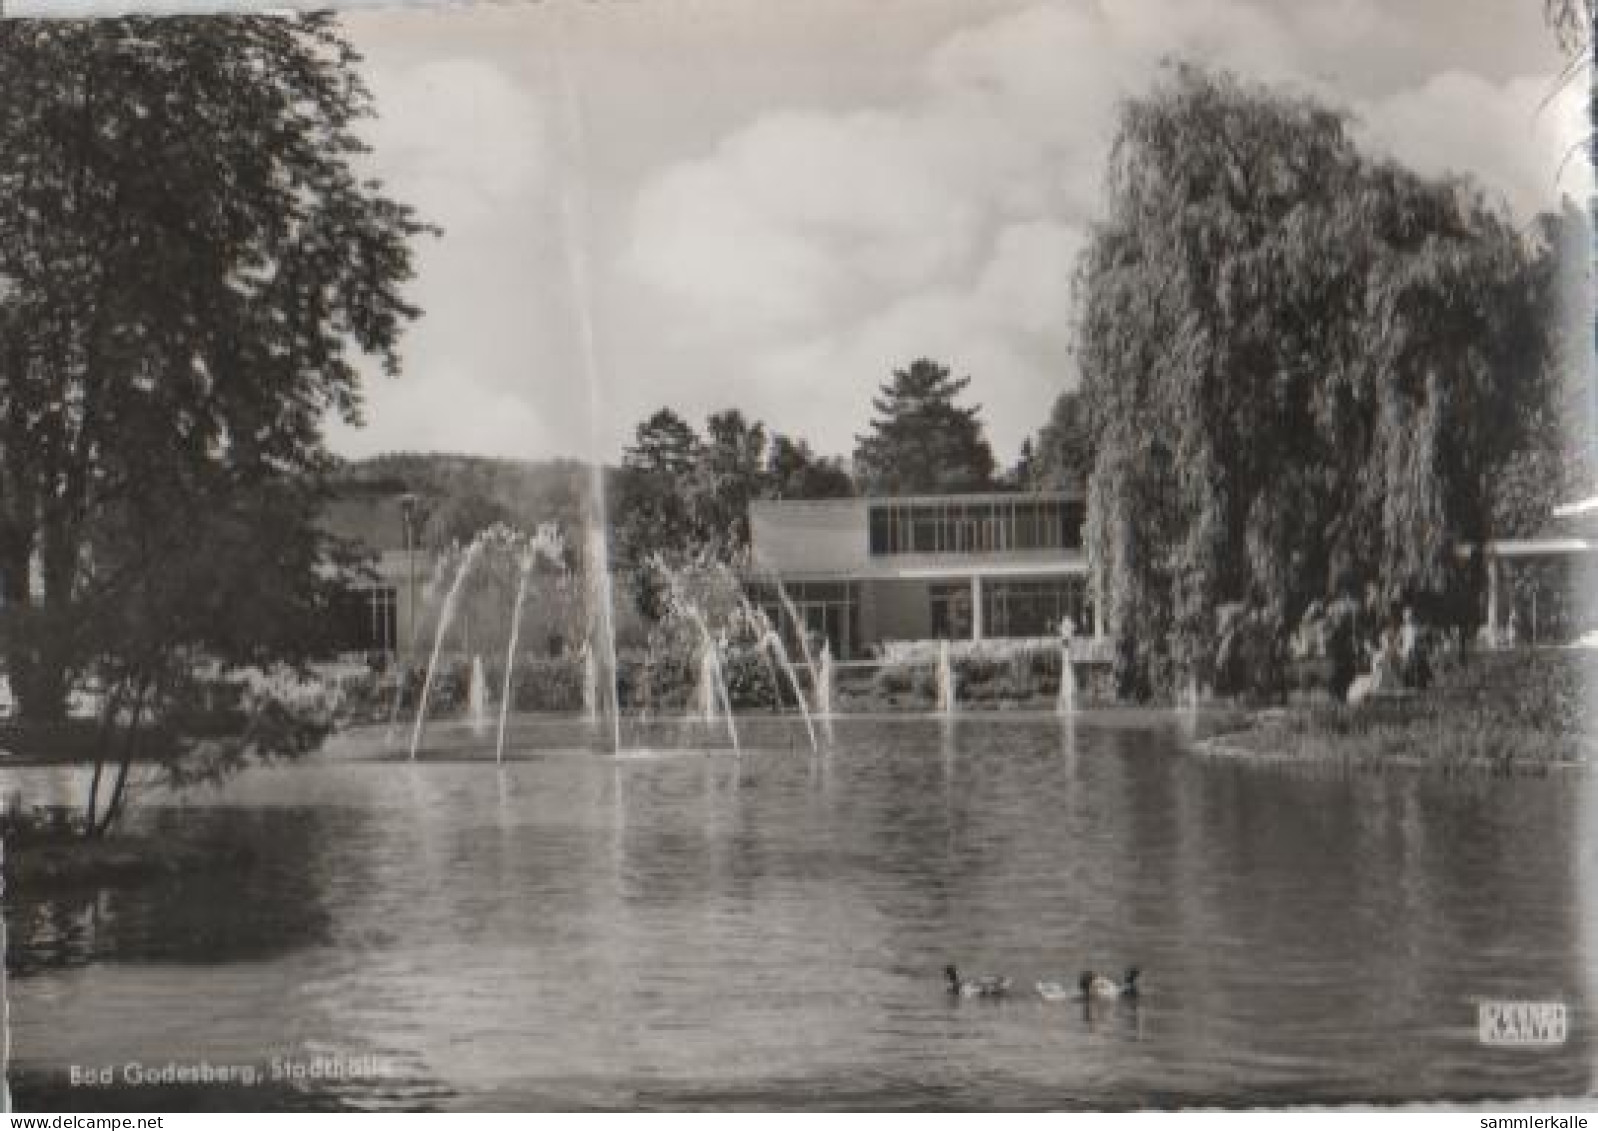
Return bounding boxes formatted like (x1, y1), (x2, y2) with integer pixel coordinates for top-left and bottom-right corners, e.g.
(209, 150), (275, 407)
(853, 359), (996, 495)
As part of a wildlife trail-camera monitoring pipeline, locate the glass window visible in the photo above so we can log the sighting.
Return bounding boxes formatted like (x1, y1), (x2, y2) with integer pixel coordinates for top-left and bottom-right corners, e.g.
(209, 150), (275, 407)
(981, 577), (1092, 638)
(867, 497), (1083, 557)
(868, 508), (890, 555)
(330, 585), (397, 653)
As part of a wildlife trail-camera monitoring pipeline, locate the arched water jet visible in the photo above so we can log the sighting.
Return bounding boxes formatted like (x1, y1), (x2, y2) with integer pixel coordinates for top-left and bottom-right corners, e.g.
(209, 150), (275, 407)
(386, 553), (452, 747)
(739, 604), (788, 716)
(409, 538), (486, 761)
(493, 527), (565, 763)
(700, 631), (739, 752)
(762, 631), (818, 752)
(495, 551), (533, 763)
(654, 555), (742, 753)
(770, 575), (825, 718)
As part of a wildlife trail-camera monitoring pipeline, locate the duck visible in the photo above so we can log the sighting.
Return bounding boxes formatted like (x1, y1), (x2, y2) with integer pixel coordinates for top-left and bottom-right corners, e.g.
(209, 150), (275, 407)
(1081, 967), (1141, 1000)
(1036, 967), (1141, 1002)
(945, 964), (1013, 999)
(1034, 980), (1074, 1003)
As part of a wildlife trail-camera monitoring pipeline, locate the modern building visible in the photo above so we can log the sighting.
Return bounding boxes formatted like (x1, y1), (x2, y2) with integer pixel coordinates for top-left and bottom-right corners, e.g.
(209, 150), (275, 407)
(320, 491), (425, 659)
(747, 491), (1096, 660)
(1478, 493), (1598, 643)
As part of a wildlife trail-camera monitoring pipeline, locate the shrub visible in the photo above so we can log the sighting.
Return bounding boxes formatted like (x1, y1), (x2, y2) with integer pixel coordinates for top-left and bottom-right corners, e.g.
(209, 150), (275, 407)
(722, 647), (779, 711)
(874, 665), (916, 696)
(510, 657), (584, 712)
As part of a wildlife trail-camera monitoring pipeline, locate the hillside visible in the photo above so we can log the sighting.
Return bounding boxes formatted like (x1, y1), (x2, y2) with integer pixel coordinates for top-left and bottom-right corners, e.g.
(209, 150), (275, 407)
(331, 453), (606, 548)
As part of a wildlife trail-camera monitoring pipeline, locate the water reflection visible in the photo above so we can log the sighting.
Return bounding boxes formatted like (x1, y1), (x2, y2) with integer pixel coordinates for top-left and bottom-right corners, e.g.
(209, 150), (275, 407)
(4, 717), (1593, 1109)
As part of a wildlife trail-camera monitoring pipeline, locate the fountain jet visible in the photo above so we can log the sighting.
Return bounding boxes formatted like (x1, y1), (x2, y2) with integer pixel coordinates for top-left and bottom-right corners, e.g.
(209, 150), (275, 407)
(1058, 640), (1077, 716)
(409, 539), (486, 761)
(495, 552), (533, 763)
(936, 640), (956, 716)
(582, 641), (599, 727)
(468, 655), (490, 738)
(762, 631), (818, 752)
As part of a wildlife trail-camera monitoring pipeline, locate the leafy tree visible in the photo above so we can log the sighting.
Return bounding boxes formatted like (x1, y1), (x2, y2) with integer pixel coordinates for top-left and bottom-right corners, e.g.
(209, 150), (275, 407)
(853, 359), (996, 495)
(423, 492), (516, 551)
(612, 409), (703, 567)
(0, 15), (430, 723)
(767, 434), (854, 499)
(1080, 65), (1550, 695)
(74, 475), (350, 835)
(693, 409), (769, 548)
(610, 406), (857, 619)
(1543, 0), (1594, 56)
(1003, 438), (1038, 491)
(627, 408), (701, 479)
(1490, 204), (1593, 536)
(1028, 390), (1095, 493)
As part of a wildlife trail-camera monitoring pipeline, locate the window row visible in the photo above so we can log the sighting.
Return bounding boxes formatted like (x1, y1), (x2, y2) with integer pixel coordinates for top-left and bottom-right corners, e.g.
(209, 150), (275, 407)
(868, 499), (1083, 556)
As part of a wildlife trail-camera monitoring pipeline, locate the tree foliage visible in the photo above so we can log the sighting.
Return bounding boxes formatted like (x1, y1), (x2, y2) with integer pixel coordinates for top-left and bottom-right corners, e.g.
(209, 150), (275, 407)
(609, 405), (855, 618)
(1080, 65), (1554, 694)
(611, 408), (704, 573)
(767, 434), (854, 501)
(853, 359), (996, 495)
(0, 15), (430, 726)
(1027, 389), (1095, 493)
(694, 409), (768, 548)
(1490, 204), (1594, 536)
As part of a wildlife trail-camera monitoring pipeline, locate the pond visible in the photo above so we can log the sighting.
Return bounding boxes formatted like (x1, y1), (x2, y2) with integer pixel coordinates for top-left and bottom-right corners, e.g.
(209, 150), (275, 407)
(4, 713), (1595, 1110)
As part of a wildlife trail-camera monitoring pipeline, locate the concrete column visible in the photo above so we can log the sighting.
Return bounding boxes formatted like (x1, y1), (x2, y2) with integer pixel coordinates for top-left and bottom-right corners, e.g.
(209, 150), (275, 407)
(1486, 554), (1501, 648)
(1092, 574), (1105, 639)
(856, 581), (875, 656)
(971, 575), (984, 641)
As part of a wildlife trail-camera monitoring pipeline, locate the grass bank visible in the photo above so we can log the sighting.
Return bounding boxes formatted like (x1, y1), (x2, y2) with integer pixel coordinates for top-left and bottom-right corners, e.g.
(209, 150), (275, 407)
(1198, 648), (1594, 768)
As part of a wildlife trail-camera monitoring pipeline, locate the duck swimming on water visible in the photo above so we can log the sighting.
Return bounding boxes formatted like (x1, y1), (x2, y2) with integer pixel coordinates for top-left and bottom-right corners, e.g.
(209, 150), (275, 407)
(1082, 967), (1140, 999)
(1036, 967), (1141, 1002)
(945, 964), (1013, 998)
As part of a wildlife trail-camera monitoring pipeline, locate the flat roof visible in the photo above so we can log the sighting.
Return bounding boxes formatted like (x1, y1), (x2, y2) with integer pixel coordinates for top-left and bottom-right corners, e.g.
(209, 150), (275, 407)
(1553, 494), (1598, 518)
(752, 558), (1089, 583)
(1457, 537), (1598, 558)
(752, 489), (1084, 511)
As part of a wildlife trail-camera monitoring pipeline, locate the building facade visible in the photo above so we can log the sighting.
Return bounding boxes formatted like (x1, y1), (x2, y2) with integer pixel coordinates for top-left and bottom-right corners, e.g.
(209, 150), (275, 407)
(321, 492), (426, 660)
(748, 491), (1096, 660)
(1477, 494), (1598, 644)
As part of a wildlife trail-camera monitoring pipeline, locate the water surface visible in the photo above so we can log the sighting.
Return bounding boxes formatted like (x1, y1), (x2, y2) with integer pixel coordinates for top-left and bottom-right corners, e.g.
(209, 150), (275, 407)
(6, 715), (1595, 1109)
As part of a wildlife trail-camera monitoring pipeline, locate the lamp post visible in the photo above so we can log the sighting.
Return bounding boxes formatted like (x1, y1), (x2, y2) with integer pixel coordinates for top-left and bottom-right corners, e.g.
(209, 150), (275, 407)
(400, 493), (419, 667)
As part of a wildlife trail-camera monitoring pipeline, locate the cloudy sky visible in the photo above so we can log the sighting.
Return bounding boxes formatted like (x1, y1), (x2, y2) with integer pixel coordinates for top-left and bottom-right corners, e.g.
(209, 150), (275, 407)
(283, 0), (1591, 468)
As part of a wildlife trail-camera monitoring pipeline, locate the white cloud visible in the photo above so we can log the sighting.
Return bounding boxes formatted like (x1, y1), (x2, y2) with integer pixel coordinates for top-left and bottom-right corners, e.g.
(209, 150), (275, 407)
(342, 57), (592, 461)
(975, 220), (1086, 337)
(621, 1), (1578, 460)
(362, 57), (547, 232)
(1357, 71), (1594, 217)
(329, 369), (564, 460)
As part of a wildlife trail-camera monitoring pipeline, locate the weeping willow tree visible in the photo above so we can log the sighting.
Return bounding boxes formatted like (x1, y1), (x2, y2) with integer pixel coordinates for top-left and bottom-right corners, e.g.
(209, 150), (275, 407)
(1080, 65), (1554, 696)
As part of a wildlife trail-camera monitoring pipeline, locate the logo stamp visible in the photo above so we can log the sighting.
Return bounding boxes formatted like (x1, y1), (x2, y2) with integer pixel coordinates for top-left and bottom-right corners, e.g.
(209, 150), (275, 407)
(1479, 1001), (1568, 1046)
